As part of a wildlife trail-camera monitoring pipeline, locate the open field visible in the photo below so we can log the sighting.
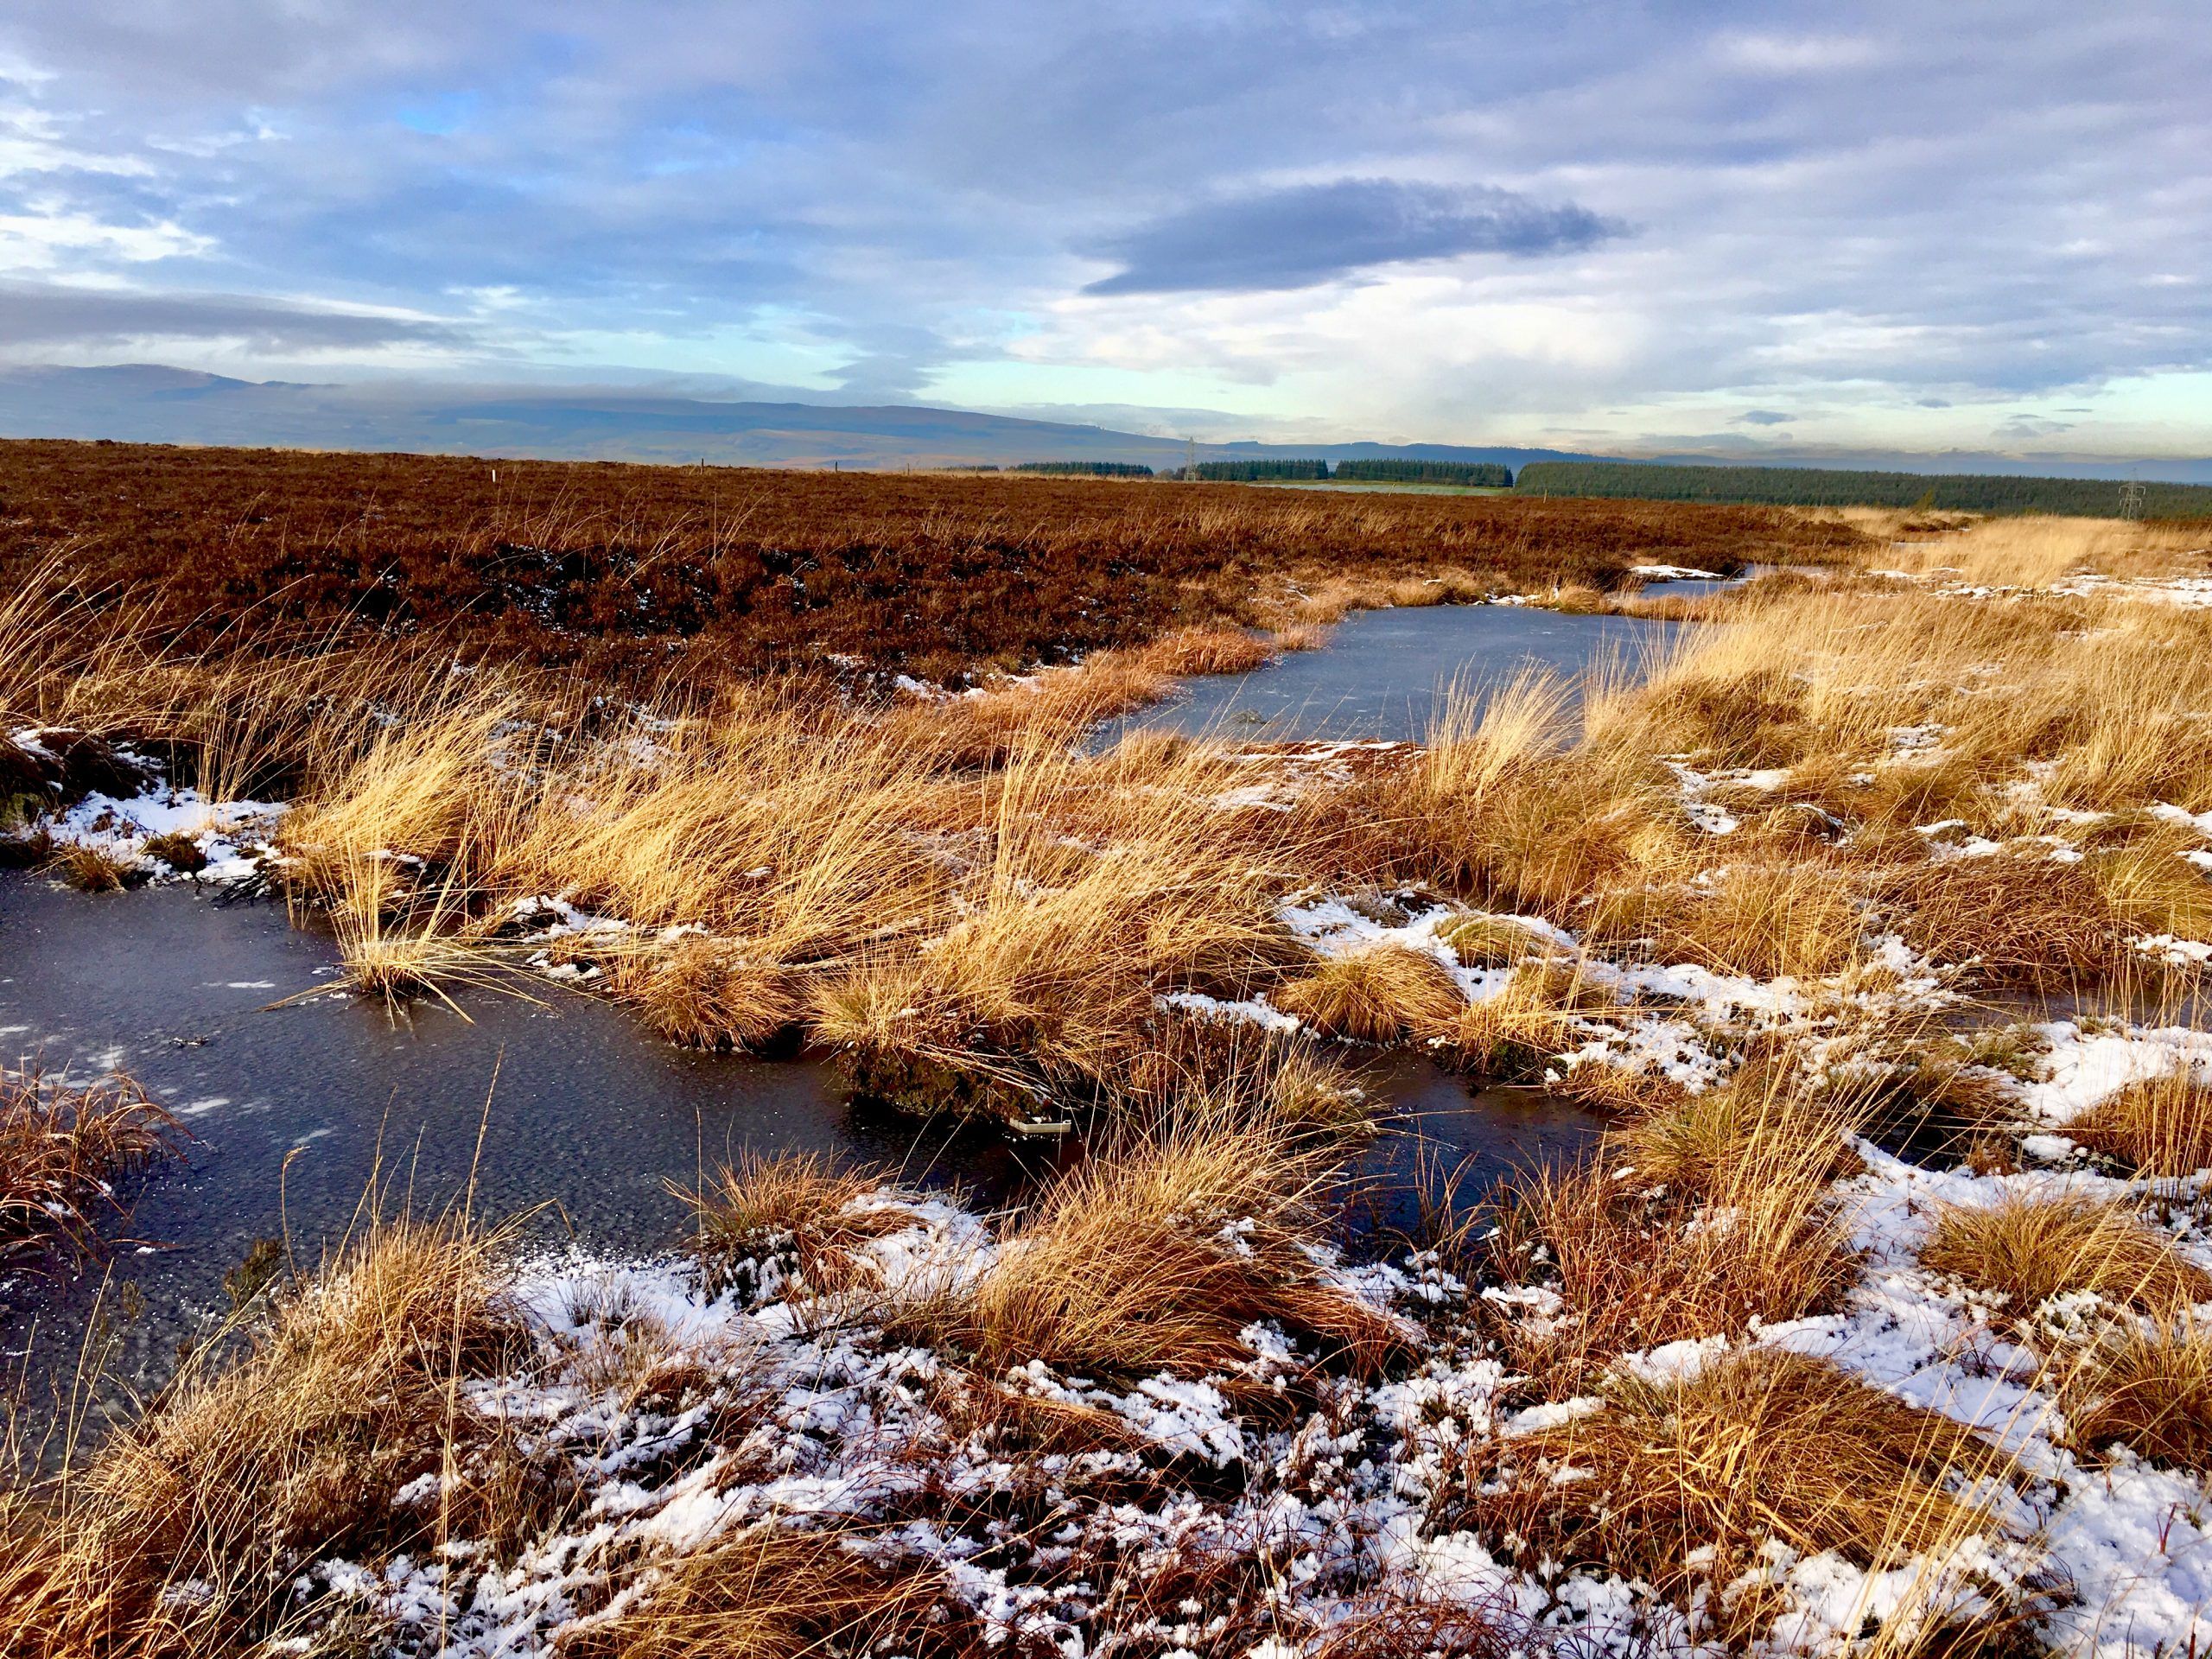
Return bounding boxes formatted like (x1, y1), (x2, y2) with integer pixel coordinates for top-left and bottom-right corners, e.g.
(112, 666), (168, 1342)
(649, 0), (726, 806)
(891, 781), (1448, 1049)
(0, 439), (1853, 687)
(10, 482), (2212, 1653)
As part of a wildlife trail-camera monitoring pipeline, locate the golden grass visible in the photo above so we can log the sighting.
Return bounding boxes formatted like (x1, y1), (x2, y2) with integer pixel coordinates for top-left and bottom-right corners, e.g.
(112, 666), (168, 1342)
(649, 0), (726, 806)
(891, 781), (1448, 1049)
(3, 1219), (527, 1655)
(677, 1152), (911, 1298)
(1433, 960), (1617, 1083)
(960, 1111), (1408, 1379)
(2067, 1321), (2212, 1467)
(39, 840), (134, 893)
(614, 936), (802, 1051)
(1490, 1081), (1859, 1389)
(607, 1522), (946, 1659)
(1467, 1349), (2007, 1616)
(1270, 944), (1466, 1042)
(2068, 1069), (2212, 1176)
(1433, 910), (1565, 968)
(0, 1067), (179, 1256)
(1597, 855), (1868, 981)
(1868, 513), (2201, 588)
(1139, 623), (1277, 677)
(1619, 1071), (1866, 1197)
(1921, 1192), (2212, 1324)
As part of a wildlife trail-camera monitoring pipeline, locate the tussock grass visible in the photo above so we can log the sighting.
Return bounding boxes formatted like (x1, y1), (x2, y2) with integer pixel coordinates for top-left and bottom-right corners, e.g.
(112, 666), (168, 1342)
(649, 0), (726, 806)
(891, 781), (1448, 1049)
(2067, 1321), (2212, 1467)
(960, 1112), (1408, 1379)
(1881, 855), (2130, 991)
(2068, 1068), (2212, 1176)
(1872, 512), (2199, 588)
(1619, 1071), (1866, 1197)
(1596, 855), (1868, 981)
(3, 1219), (528, 1654)
(1490, 1080), (1859, 1389)
(40, 840), (135, 893)
(1433, 911), (1564, 968)
(678, 1152), (912, 1298)
(1, 1067), (180, 1258)
(614, 937), (801, 1052)
(1140, 623), (1278, 677)
(607, 1522), (949, 1659)
(1466, 1349), (2008, 1618)
(1271, 944), (1465, 1042)
(1921, 1192), (2212, 1323)
(1435, 960), (1618, 1082)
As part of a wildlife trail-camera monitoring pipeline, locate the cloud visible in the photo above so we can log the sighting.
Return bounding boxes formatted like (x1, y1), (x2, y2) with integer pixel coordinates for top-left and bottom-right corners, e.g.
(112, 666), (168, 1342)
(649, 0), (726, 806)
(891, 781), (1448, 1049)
(0, 2), (2203, 454)
(1081, 179), (1623, 296)
(1734, 408), (1793, 425)
(0, 278), (468, 352)
(1994, 413), (2075, 440)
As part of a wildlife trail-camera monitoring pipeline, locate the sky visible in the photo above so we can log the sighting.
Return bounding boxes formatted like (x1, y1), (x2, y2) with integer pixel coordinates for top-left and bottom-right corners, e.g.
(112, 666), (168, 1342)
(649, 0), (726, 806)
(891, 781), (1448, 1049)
(0, 1), (2206, 458)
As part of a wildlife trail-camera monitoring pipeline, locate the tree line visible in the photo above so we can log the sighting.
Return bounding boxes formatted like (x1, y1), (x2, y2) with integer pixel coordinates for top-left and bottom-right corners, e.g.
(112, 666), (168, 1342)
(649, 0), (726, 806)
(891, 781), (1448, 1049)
(1333, 459), (1511, 487)
(1513, 461), (2212, 518)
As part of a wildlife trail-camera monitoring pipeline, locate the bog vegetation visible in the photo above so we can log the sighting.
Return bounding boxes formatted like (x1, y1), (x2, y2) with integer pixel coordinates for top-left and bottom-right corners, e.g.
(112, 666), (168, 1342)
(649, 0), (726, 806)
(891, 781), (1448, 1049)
(0, 440), (1848, 686)
(9, 466), (2212, 1654)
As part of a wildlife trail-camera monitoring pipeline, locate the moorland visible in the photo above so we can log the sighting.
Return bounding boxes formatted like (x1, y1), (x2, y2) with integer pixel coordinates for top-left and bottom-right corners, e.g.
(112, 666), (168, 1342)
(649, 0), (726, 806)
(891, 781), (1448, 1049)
(6, 442), (2212, 1657)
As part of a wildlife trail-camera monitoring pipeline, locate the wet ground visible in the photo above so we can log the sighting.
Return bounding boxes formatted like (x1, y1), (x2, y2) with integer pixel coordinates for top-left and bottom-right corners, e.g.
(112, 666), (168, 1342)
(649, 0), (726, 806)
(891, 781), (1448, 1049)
(0, 877), (1603, 1439)
(4, 595), (1714, 1440)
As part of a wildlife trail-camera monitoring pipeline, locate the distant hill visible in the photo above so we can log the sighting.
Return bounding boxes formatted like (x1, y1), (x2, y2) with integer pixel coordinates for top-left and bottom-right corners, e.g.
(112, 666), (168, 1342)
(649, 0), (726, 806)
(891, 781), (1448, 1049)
(0, 365), (1600, 473)
(0, 365), (2203, 494)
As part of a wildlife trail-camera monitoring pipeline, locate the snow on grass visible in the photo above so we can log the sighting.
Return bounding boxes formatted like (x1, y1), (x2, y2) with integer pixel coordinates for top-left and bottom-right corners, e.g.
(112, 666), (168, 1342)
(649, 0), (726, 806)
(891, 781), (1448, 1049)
(231, 1135), (2212, 1657)
(9, 772), (282, 883)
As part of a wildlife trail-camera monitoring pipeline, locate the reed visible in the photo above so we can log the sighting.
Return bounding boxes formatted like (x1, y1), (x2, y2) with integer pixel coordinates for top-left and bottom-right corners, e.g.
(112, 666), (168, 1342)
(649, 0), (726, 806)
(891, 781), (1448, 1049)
(0, 1067), (180, 1257)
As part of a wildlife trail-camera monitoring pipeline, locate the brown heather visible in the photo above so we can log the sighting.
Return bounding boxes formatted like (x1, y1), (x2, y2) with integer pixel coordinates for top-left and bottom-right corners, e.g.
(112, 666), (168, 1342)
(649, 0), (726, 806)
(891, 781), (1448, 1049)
(0, 437), (1850, 686)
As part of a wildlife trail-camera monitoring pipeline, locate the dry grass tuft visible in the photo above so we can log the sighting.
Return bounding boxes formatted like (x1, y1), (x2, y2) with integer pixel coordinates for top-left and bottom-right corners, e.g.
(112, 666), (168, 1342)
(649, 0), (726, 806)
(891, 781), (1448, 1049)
(1490, 1086), (1859, 1389)
(961, 1113), (1408, 1379)
(1434, 961), (1617, 1082)
(1270, 944), (1466, 1043)
(677, 1152), (911, 1299)
(1922, 1192), (2212, 1323)
(2068, 1069), (2212, 1177)
(1140, 624), (1277, 678)
(615, 937), (801, 1051)
(1620, 1074), (1866, 1197)
(41, 841), (136, 893)
(3, 1218), (527, 1654)
(607, 1523), (949, 1659)
(1602, 857), (1868, 981)
(2067, 1322), (2212, 1467)
(1466, 1349), (2007, 1615)
(1433, 910), (1565, 968)
(1, 1066), (180, 1257)
(1882, 855), (2131, 991)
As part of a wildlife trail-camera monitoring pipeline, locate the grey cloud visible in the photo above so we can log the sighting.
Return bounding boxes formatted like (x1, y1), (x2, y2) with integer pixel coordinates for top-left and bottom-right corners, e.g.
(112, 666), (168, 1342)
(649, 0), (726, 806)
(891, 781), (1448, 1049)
(1082, 179), (1624, 296)
(0, 2), (2207, 444)
(1734, 409), (1793, 425)
(0, 279), (469, 352)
